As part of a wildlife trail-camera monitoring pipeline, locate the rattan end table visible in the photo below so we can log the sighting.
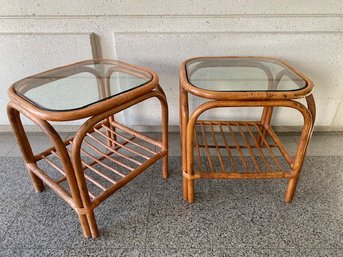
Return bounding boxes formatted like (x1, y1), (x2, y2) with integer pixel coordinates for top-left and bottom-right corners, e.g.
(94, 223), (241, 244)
(179, 56), (315, 203)
(7, 59), (168, 238)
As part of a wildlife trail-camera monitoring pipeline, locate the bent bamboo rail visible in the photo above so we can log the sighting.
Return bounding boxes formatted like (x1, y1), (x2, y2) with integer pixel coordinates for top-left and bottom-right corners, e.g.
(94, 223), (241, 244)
(179, 56), (315, 203)
(7, 59), (168, 239)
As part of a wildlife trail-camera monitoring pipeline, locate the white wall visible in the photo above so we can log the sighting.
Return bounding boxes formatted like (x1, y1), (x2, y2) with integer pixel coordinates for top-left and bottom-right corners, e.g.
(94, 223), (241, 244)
(1, 1), (343, 130)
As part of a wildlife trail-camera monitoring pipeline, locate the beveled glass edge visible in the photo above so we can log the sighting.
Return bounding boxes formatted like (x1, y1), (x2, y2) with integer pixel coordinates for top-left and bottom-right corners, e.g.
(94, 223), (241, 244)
(180, 56), (314, 100)
(17, 79), (153, 112)
(10, 59), (154, 112)
(7, 59), (159, 121)
(185, 56), (308, 93)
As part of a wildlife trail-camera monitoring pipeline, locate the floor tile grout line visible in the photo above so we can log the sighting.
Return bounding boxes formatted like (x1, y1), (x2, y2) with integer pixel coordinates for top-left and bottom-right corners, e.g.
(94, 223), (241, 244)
(0, 192), (34, 245)
(4, 143), (18, 158)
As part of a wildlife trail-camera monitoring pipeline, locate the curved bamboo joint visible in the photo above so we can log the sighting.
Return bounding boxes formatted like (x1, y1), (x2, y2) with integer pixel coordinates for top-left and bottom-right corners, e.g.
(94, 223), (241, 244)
(7, 59), (159, 121)
(179, 86), (190, 201)
(71, 87), (168, 190)
(7, 101), (92, 238)
(179, 56), (314, 101)
(70, 85), (168, 238)
(7, 60), (168, 239)
(183, 98), (314, 204)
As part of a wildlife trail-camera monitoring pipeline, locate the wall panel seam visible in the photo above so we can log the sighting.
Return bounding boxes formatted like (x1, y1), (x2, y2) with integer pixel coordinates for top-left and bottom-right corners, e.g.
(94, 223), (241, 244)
(1, 14), (343, 19)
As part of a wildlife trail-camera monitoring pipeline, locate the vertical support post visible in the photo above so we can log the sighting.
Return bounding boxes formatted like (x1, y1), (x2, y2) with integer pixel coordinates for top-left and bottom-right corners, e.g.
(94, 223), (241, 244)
(180, 86), (192, 202)
(284, 96), (314, 203)
(156, 85), (169, 179)
(7, 104), (44, 192)
(7, 102), (93, 238)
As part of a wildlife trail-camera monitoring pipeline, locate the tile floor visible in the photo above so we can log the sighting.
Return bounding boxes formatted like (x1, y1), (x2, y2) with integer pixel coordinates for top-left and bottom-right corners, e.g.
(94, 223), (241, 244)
(0, 131), (342, 256)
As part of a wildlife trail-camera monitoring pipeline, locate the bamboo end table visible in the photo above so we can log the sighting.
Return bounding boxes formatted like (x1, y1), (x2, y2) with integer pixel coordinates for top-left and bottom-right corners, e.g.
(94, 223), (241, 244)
(7, 59), (168, 239)
(179, 56), (315, 203)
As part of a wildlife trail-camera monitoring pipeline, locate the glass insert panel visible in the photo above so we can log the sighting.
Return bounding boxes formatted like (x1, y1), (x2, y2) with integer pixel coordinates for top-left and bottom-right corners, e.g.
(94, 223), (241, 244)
(14, 63), (152, 111)
(186, 58), (306, 92)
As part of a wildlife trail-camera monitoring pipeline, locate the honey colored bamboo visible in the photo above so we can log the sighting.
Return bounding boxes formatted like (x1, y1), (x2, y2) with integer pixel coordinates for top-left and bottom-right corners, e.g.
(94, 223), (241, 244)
(180, 56), (315, 204)
(244, 123), (273, 171)
(227, 124), (249, 170)
(7, 59), (168, 239)
(209, 123), (225, 171)
(200, 122), (215, 172)
(218, 125), (237, 171)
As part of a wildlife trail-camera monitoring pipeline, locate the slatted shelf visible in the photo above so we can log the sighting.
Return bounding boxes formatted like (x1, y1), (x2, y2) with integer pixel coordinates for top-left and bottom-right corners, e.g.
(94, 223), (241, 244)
(37, 120), (166, 202)
(193, 120), (294, 178)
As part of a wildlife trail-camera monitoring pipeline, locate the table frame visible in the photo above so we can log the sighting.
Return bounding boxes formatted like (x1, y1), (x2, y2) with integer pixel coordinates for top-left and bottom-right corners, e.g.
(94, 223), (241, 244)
(179, 56), (315, 203)
(7, 59), (168, 239)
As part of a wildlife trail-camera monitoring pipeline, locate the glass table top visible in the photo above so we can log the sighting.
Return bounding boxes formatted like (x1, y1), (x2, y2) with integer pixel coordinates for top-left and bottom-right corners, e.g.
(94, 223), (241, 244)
(186, 57), (307, 92)
(13, 61), (153, 111)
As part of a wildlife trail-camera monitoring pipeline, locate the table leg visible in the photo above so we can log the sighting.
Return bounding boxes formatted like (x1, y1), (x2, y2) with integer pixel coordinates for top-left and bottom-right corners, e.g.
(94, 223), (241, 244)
(7, 105), (45, 192)
(7, 102), (93, 238)
(284, 96), (315, 203)
(180, 86), (190, 201)
(187, 179), (194, 203)
(86, 210), (99, 238)
(156, 85), (169, 179)
(285, 178), (299, 203)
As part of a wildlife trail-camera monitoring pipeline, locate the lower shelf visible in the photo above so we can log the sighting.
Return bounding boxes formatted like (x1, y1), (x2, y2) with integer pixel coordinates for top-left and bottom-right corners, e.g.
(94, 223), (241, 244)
(35, 120), (166, 205)
(192, 120), (295, 179)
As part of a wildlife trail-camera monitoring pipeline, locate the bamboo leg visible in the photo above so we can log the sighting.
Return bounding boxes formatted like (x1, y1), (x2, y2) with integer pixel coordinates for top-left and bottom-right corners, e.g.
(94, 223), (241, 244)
(183, 177), (189, 201)
(40, 126), (92, 238)
(156, 85), (169, 179)
(86, 210), (99, 238)
(180, 86), (189, 201)
(7, 105), (44, 192)
(186, 113), (196, 204)
(187, 179), (194, 203)
(8, 102), (92, 238)
(285, 177), (299, 203)
(284, 96), (314, 203)
(78, 214), (92, 238)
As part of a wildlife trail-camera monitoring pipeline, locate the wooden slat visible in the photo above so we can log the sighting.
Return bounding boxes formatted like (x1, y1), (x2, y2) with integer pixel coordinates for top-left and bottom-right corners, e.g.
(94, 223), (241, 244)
(49, 151), (106, 192)
(80, 159), (117, 184)
(236, 122), (261, 172)
(266, 127), (294, 165)
(196, 144), (278, 149)
(219, 124), (237, 171)
(244, 123), (273, 171)
(41, 155), (66, 176)
(253, 124), (286, 172)
(77, 142), (125, 178)
(93, 128), (150, 160)
(82, 140), (134, 171)
(193, 129), (204, 171)
(110, 120), (162, 147)
(195, 171), (290, 179)
(226, 124), (248, 171)
(101, 124), (157, 155)
(42, 154), (97, 199)
(199, 122), (215, 172)
(209, 123), (225, 171)
(86, 133), (143, 165)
